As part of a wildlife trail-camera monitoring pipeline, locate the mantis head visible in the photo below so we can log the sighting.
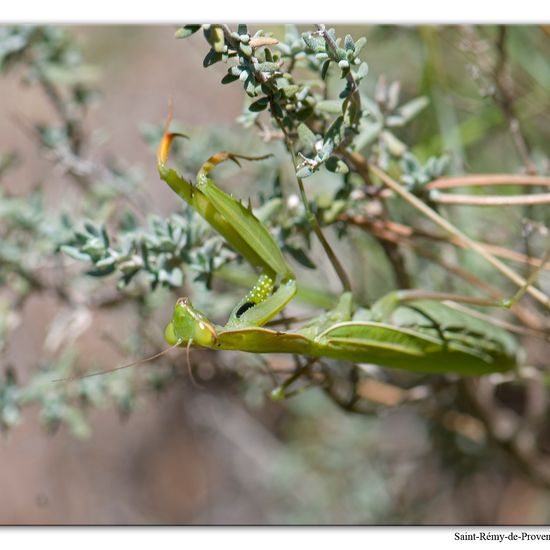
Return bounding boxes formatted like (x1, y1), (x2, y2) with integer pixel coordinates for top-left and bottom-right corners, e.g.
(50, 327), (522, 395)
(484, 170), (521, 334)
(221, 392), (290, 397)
(164, 297), (217, 348)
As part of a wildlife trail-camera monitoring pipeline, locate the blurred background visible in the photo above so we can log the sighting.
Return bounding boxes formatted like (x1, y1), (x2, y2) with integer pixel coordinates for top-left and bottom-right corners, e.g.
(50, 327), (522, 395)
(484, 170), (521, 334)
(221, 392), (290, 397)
(1, 25), (550, 524)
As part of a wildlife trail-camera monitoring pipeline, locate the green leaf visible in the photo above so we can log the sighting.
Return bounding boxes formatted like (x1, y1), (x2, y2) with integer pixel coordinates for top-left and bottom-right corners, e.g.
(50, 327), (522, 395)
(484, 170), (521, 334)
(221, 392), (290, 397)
(221, 73), (240, 85)
(61, 245), (91, 262)
(296, 165), (314, 179)
(239, 43), (253, 57)
(95, 256), (116, 269)
(324, 115), (344, 144)
(302, 33), (324, 52)
(175, 25), (201, 39)
(297, 123), (318, 150)
(355, 61), (369, 80)
(211, 26), (225, 53)
(281, 84), (299, 98)
(325, 157), (349, 174)
(82, 238), (105, 258)
(354, 37), (367, 56)
(318, 140), (334, 162)
(255, 62), (280, 73)
(284, 244), (316, 269)
(316, 100), (343, 114)
(321, 59), (331, 80)
(203, 49), (222, 68)
(86, 264), (116, 277)
(344, 34), (355, 51)
(397, 96), (429, 123)
(100, 224), (110, 247)
(249, 97), (269, 112)
(84, 221), (99, 236)
(381, 130), (407, 157)
(63, 407), (91, 439)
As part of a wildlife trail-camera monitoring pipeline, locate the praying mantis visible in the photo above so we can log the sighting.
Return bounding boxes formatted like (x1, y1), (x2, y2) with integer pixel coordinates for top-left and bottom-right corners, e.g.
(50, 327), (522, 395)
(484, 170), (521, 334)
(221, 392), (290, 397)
(157, 124), (527, 379)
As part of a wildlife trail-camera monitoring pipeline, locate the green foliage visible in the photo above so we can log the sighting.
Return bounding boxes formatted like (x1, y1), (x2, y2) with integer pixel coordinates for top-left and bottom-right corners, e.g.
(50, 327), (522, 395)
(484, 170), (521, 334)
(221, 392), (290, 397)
(2, 25), (550, 514)
(61, 212), (237, 289)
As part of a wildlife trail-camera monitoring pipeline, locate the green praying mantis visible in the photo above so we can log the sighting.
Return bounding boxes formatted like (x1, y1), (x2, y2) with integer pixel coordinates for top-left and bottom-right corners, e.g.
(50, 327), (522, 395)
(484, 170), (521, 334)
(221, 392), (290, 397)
(157, 123), (531, 380)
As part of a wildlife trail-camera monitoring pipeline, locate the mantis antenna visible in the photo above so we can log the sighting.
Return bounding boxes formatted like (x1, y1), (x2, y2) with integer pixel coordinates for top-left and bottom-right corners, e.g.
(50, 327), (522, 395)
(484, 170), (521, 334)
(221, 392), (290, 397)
(185, 339), (204, 389)
(52, 343), (181, 383)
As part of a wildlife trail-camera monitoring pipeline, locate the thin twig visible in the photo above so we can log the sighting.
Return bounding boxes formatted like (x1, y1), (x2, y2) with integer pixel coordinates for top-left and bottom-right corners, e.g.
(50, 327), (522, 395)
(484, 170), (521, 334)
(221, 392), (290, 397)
(370, 163), (550, 308)
(271, 107), (352, 292)
(432, 193), (550, 207)
(427, 174), (550, 190)
(345, 151), (550, 309)
(341, 215), (550, 273)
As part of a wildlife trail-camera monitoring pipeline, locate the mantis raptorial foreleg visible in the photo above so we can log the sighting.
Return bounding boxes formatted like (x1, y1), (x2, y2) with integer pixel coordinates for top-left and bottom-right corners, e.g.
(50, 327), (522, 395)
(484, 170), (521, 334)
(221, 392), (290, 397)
(156, 113), (534, 379)
(158, 123), (298, 342)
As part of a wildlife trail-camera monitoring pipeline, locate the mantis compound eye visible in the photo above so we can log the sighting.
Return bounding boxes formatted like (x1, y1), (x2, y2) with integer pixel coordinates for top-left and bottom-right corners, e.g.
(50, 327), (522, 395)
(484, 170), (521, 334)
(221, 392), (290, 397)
(166, 298), (217, 348)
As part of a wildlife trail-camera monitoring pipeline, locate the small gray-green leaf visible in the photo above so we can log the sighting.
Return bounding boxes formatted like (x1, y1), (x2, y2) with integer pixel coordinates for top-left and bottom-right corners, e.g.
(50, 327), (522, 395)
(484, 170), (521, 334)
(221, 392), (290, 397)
(61, 245), (91, 262)
(203, 49), (222, 68)
(221, 73), (240, 85)
(386, 115), (405, 128)
(296, 165), (314, 179)
(302, 33), (324, 52)
(381, 130), (407, 157)
(355, 61), (369, 80)
(284, 245), (316, 269)
(354, 37), (367, 56)
(249, 97), (269, 112)
(239, 43), (253, 57)
(321, 59), (331, 80)
(175, 25), (202, 39)
(324, 115), (344, 144)
(255, 61), (281, 72)
(397, 96), (429, 123)
(316, 99), (343, 114)
(325, 156), (349, 174)
(211, 26), (225, 53)
(297, 123), (318, 150)
(281, 84), (299, 97)
(95, 257), (116, 269)
(84, 221), (99, 236)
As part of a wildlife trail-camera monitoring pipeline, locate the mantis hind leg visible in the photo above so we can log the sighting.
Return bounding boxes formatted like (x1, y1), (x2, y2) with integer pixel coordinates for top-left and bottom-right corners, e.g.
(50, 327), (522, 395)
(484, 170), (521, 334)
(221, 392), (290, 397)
(371, 243), (550, 323)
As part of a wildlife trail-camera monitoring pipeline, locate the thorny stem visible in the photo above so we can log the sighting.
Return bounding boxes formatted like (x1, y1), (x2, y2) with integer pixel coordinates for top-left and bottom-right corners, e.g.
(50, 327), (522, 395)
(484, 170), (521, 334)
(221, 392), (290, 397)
(290, 144), (352, 292)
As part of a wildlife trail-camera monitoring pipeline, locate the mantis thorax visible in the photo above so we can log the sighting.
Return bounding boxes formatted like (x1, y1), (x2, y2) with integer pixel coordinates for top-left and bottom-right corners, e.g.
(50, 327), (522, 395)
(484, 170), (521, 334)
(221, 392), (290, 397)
(164, 297), (217, 348)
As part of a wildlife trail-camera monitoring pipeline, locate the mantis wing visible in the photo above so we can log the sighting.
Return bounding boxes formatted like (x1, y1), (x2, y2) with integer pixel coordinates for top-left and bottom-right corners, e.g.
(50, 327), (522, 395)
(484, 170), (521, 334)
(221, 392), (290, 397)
(318, 316), (516, 375)
(215, 319), (515, 375)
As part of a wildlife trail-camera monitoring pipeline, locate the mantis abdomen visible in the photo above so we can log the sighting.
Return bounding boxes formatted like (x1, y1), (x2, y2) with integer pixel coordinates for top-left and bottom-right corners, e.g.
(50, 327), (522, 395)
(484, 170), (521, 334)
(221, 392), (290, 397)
(214, 316), (516, 376)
